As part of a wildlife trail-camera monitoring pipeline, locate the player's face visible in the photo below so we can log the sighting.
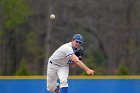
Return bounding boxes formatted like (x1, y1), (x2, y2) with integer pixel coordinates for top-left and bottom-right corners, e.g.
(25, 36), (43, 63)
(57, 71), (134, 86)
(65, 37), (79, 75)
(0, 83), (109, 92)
(72, 40), (82, 48)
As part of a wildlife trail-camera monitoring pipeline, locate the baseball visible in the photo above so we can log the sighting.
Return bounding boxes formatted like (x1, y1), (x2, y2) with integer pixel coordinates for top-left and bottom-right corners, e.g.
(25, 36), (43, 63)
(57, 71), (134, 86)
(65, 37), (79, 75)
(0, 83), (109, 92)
(50, 14), (55, 19)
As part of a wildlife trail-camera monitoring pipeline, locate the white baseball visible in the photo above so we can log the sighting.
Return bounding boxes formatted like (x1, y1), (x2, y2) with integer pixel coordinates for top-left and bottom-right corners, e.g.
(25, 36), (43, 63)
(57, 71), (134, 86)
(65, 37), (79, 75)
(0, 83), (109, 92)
(50, 14), (55, 19)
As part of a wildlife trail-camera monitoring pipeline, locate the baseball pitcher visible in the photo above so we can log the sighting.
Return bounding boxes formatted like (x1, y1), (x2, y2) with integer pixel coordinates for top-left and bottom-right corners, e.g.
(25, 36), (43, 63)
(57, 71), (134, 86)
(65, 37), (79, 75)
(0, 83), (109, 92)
(47, 34), (95, 93)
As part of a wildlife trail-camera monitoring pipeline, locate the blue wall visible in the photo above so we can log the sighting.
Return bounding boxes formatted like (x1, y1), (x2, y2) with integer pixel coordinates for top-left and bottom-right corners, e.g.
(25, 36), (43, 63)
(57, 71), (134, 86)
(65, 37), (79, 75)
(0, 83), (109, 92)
(0, 77), (140, 93)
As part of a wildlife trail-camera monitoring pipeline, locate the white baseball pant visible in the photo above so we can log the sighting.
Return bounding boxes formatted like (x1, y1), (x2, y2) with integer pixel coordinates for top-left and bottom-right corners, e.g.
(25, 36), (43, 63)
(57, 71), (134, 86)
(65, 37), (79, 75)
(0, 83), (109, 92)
(47, 62), (69, 92)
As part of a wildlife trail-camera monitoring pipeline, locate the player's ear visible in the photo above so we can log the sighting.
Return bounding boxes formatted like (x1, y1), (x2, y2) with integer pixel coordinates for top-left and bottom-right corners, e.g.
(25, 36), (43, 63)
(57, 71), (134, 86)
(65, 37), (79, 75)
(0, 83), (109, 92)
(72, 39), (75, 41)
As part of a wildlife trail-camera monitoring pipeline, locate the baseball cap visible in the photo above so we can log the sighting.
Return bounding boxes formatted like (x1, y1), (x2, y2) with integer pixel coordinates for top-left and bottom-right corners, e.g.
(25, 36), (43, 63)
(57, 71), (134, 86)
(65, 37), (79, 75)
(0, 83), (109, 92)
(73, 34), (84, 43)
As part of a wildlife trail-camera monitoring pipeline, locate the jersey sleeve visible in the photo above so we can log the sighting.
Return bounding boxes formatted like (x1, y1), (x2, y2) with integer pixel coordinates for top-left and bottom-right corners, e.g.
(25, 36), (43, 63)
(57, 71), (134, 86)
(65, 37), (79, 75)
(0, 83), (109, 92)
(64, 46), (75, 58)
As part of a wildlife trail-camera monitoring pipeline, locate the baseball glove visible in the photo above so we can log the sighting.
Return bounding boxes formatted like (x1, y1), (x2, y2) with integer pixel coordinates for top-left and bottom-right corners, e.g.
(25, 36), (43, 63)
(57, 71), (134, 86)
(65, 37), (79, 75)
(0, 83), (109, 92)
(75, 48), (84, 60)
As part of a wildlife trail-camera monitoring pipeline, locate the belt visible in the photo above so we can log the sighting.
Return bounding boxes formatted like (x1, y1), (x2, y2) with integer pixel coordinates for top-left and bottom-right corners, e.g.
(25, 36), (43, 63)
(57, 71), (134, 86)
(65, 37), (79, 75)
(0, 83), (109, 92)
(50, 61), (61, 66)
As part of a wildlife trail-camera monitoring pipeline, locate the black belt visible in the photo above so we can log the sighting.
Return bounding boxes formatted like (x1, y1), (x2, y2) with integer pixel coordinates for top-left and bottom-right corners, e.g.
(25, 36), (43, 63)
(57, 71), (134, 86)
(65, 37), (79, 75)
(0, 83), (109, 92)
(50, 61), (61, 66)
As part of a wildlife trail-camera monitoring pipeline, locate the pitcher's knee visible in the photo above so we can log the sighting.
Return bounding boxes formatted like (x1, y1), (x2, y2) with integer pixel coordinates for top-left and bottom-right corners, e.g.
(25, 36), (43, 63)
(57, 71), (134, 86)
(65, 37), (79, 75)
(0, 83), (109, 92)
(60, 79), (68, 88)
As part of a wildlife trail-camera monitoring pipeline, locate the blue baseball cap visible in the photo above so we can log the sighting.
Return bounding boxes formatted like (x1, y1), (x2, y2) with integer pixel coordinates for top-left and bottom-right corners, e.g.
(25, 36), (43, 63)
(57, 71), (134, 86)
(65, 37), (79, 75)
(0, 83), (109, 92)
(73, 34), (84, 43)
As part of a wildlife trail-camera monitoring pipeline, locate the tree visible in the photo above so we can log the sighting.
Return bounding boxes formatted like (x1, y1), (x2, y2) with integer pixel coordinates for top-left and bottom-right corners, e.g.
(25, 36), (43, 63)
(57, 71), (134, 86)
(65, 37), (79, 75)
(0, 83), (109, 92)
(116, 63), (129, 75)
(0, 0), (31, 75)
(15, 58), (30, 76)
